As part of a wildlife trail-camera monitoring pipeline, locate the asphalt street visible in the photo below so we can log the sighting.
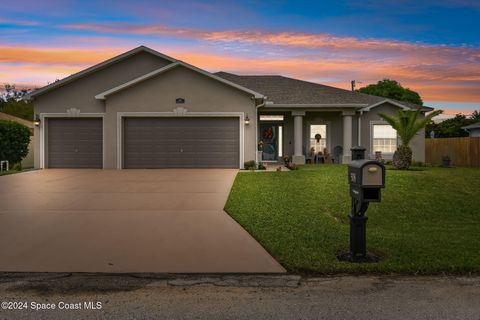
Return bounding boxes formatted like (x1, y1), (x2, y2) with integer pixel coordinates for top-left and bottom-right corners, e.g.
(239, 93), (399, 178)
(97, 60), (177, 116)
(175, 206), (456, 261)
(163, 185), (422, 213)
(0, 274), (478, 319)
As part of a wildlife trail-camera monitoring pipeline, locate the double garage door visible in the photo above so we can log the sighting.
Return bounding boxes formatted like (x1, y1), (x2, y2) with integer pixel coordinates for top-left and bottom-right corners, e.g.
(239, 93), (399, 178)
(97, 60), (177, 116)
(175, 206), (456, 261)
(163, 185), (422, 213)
(47, 117), (240, 168)
(123, 117), (240, 168)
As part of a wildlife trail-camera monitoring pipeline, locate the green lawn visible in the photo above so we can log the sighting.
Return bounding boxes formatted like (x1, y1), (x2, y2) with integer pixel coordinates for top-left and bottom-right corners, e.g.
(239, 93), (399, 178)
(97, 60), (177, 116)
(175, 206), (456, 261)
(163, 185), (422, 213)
(0, 170), (20, 176)
(225, 165), (480, 274)
(0, 169), (32, 176)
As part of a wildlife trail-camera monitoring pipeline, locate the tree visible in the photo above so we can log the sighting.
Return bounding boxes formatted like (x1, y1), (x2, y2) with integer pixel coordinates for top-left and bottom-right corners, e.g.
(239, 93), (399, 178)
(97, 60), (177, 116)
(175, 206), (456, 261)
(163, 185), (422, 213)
(379, 109), (442, 169)
(471, 110), (480, 121)
(0, 120), (31, 165)
(425, 111), (479, 138)
(358, 79), (423, 105)
(0, 84), (33, 121)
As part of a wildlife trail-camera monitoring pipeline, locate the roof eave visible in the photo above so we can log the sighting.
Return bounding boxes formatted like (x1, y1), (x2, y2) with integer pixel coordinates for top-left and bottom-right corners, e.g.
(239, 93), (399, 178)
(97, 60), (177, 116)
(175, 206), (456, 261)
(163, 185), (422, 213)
(360, 99), (410, 112)
(264, 103), (368, 109)
(462, 123), (480, 130)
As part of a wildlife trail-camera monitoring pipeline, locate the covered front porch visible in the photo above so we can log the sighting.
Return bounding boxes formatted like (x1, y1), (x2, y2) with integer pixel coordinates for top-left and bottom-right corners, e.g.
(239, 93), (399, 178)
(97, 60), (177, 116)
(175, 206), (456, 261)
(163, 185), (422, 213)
(256, 110), (358, 165)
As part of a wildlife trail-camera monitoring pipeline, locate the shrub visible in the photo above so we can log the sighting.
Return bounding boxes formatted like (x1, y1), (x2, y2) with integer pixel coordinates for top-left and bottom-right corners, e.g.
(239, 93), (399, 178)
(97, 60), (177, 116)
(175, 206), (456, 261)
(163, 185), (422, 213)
(411, 161), (425, 167)
(287, 163), (299, 170)
(244, 160), (256, 170)
(0, 120), (31, 165)
(257, 162), (266, 170)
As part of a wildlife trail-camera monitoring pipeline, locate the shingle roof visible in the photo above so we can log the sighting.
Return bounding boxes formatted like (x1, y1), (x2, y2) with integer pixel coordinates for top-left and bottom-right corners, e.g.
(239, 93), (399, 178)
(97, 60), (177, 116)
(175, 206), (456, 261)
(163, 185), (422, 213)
(214, 72), (432, 111)
(0, 112), (34, 129)
(462, 121), (480, 130)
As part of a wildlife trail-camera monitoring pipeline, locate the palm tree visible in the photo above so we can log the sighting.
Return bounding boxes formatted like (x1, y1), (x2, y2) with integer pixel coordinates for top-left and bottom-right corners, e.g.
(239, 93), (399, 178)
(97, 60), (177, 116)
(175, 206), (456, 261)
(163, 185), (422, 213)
(378, 109), (442, 169)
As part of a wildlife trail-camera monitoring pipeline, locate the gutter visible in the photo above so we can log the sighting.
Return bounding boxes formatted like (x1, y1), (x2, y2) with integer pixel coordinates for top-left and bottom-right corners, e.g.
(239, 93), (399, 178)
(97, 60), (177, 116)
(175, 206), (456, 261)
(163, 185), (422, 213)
(357, 110), (363, 146)
(265, 103), (368, 109)
(254, 97), (267, 163)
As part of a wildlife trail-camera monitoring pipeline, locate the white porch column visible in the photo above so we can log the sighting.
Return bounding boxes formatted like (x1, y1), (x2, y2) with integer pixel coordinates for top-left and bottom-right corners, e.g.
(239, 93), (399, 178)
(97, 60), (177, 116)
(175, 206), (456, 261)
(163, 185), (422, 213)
(342, 110), (355, 164)
(292, 111), (305, 164)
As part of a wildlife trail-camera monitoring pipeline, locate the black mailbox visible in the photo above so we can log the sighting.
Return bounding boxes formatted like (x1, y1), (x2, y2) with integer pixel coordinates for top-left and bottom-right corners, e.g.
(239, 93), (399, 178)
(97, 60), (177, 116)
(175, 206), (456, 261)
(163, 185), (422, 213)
(344, 158), (386, 262)
(348, 160), (385, 202)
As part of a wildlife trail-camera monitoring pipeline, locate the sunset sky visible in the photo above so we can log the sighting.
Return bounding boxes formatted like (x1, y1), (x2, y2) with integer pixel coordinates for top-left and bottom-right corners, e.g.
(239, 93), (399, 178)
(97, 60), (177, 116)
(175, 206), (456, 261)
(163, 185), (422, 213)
(1, 0), (479, 115)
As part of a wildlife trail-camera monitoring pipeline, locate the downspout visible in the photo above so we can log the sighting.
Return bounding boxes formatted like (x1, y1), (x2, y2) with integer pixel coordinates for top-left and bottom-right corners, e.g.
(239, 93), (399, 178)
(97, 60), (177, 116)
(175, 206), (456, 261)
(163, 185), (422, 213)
(357, 110), (363, 146)
(254, 97), (267, 164)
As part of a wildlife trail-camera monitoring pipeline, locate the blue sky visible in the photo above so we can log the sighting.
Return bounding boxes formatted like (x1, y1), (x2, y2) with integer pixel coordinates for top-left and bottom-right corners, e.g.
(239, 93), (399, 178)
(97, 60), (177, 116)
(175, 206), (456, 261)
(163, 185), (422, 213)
(1, 0), (479, 114)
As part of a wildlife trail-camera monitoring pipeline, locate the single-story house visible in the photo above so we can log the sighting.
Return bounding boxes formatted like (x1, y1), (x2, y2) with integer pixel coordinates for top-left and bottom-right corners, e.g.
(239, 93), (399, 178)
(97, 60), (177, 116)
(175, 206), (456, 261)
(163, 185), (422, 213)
(462, 121), (480, 137)
(0, 112), (35, 168)
(27, 46), (433, 169)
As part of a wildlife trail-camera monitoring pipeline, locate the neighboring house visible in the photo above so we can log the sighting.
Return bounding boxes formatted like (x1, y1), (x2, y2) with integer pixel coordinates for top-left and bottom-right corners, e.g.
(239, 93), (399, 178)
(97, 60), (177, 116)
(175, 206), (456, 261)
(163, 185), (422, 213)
(27, 46), (433, 169)
(0, 112), (34, 168)
(462, 122), (480, 137)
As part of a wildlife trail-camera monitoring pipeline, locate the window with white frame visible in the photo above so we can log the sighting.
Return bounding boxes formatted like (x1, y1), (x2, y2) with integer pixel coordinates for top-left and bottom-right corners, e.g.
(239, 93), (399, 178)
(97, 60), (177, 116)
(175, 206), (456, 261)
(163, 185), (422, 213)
(372, 124), (397, 153)
(309, 124), (327, 154)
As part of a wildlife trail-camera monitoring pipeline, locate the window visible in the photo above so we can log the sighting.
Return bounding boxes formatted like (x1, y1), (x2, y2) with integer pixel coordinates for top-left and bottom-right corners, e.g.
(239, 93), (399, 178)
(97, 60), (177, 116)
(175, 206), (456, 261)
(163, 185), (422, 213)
(310, 124), (327, 153)
(372, 124), (397, 153)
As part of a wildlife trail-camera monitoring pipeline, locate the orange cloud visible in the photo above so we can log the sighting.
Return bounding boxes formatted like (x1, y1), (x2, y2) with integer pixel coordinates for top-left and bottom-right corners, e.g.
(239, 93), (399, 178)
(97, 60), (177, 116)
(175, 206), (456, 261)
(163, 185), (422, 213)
(0, 45), (124, 66)
(61, 22), (480, 59)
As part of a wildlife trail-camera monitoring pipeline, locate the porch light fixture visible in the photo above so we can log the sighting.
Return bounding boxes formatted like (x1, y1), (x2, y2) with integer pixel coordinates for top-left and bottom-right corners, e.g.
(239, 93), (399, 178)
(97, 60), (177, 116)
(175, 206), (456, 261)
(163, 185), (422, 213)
(34, 115), (41, 126)
(244, 114), (250, 125)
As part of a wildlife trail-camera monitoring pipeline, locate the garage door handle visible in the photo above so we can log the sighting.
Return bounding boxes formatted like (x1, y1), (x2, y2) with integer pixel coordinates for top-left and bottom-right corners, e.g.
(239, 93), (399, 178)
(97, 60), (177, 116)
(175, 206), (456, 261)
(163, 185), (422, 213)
(75, 149), (78, 153)
(180, 148), (183, 153)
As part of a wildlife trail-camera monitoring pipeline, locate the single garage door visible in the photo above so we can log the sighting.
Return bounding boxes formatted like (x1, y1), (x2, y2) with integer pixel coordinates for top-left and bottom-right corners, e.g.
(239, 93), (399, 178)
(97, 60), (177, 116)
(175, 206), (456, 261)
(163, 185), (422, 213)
(47, 118), (103, 168)
(123, 117), (240, 168)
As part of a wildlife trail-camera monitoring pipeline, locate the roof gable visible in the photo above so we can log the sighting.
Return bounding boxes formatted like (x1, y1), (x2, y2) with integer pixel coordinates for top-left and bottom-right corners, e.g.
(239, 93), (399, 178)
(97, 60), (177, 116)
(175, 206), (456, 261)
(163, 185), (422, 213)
(95, 62), (264, 100)
(360, 99), (410, 111)
(28, 46), (176, 99)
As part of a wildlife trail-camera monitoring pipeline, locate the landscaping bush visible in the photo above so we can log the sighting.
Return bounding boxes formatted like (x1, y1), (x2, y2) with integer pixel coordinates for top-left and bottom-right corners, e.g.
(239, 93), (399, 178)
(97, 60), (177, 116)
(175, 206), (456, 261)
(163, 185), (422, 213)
(286, 163), (299, 170)
(243, 160), (256, 170)
(0, 120), (31, 165)
(411, 161), (425, 167)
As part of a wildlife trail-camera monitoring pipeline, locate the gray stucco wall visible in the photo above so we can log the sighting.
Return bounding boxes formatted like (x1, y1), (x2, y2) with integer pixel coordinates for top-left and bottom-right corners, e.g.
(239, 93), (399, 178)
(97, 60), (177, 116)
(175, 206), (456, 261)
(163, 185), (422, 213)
(103, 65), (256, 168)
(360, 103), (425, 162)
(33, 51), (172, 168)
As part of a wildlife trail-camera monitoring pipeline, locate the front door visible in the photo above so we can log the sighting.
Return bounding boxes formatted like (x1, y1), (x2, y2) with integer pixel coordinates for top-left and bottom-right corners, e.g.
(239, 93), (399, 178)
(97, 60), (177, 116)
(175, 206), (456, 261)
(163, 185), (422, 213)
(259, 123), (279, 161)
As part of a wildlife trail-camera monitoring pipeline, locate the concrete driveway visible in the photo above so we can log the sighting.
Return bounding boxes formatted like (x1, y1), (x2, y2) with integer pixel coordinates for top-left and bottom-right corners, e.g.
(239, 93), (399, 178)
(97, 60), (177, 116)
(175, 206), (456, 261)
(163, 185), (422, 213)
(0, 169), (285, 273)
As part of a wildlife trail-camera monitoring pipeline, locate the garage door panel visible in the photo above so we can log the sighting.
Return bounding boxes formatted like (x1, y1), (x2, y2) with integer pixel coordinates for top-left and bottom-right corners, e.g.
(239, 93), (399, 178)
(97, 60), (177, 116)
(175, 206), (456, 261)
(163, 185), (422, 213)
(47, 118), (103, 168)
(123, 117), (240, 168)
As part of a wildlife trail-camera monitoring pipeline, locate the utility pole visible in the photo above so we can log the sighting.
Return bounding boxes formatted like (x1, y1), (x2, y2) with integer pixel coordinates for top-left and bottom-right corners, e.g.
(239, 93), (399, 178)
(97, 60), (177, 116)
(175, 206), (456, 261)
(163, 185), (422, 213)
(351, 80), (362, 92)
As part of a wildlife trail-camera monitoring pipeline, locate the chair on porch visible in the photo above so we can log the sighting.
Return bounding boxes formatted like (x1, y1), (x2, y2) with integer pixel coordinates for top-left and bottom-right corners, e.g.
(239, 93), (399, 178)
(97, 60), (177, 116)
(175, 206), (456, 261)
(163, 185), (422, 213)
(333, 146), (343, 164)
(321, 148), (334, 164)
(305, 147), (315, 164)
(315, 151), (325, 164)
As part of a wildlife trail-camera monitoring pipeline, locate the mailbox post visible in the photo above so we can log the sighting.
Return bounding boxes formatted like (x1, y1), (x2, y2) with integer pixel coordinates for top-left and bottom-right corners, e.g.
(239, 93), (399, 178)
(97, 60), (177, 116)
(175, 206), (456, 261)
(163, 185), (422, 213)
(347, 156), (385, 261)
